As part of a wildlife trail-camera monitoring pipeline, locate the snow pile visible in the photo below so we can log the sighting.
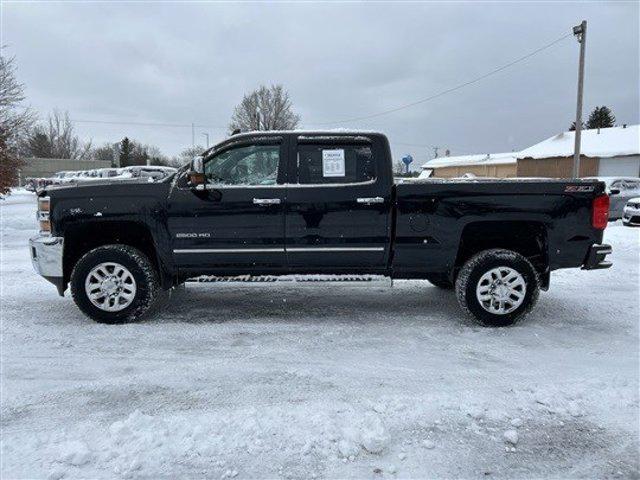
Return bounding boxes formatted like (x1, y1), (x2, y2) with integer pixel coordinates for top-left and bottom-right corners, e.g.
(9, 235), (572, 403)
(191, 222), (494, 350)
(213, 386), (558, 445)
(503, 429), (519, 445)
(1, 194), (638, 479)
(337, 412), (389, 458)
(56, 440), (91, 467)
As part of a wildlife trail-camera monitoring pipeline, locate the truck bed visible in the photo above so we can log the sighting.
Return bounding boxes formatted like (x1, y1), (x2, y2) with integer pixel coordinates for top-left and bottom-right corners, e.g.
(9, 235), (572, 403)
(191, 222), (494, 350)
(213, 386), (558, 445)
(392, 178), (607, 278)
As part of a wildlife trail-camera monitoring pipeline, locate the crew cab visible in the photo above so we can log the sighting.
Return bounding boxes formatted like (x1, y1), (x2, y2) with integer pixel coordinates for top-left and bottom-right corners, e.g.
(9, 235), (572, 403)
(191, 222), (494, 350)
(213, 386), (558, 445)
(30, 131), (612, 327)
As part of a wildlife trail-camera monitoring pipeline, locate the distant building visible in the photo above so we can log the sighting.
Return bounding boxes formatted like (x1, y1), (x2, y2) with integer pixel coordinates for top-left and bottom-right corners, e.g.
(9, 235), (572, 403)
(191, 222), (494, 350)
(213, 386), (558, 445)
(17, 157), (112, 186)
(419, 152), (517, 178)
(421, 124), (639, 179)
(517, 124), (639, 178)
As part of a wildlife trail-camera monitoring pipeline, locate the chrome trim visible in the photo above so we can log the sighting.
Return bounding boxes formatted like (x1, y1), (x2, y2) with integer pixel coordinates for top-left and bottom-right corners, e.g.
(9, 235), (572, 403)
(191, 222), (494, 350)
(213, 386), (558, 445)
(173, 248), (285, 254)
(173, 246), (385, 254)
(29, 235), (64, 277)
(287, 247), (385, 252)
(253, 198), (281, 205)
(357, 197), (384, 205)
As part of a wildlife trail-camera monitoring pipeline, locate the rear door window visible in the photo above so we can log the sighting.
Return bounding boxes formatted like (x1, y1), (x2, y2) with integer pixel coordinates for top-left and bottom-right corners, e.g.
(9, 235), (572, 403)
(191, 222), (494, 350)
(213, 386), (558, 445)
(296, 144), (376, 185)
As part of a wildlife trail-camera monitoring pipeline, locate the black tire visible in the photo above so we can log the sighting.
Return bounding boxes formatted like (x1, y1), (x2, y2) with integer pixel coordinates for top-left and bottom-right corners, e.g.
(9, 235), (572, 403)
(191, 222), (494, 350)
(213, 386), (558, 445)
(426, 274), (454, 290)
(455, 249), (540, 327)
(70, 244), (159, 324)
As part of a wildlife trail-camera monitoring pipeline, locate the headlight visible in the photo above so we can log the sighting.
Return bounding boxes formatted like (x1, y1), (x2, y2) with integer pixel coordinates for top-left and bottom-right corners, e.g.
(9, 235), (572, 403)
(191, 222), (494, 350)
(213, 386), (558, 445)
(37, 196), (51, 235)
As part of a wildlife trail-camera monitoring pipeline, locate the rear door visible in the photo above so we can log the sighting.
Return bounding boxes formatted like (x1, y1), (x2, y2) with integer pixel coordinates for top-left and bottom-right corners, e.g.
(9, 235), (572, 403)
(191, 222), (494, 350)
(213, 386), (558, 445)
(168, 136), (287, 271)
(284, 134), (392, 270)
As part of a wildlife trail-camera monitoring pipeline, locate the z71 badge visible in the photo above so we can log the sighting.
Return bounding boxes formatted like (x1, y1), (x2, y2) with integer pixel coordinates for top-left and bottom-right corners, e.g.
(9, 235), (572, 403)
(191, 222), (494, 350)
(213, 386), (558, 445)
(565, 185), (595, 192)
(176, 232), (211, 238)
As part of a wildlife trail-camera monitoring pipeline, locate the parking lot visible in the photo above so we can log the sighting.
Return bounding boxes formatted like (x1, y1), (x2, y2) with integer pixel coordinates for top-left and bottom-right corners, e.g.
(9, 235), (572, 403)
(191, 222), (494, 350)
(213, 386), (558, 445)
(1, 190), (638, 479)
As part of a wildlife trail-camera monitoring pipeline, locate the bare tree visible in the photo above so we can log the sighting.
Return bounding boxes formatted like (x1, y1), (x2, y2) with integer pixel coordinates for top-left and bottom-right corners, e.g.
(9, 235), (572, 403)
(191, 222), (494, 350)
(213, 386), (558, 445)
(0, 126), (24, 196)
(0, 49), (34, 151)
(91, 143), (119, 165)
(118, 137), (169, 167)
(0, 48), (33, 193)
(229, 84), (300, 133)
(22, 110), (92, 160)
(170, 145), (205, 167)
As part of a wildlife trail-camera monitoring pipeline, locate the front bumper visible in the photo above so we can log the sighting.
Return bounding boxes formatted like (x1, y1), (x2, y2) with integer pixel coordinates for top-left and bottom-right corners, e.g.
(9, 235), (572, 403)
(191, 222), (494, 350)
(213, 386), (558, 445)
(623, 207), (640, 226)
(582, 243), (612, 270)
(29, 235), (65, 294)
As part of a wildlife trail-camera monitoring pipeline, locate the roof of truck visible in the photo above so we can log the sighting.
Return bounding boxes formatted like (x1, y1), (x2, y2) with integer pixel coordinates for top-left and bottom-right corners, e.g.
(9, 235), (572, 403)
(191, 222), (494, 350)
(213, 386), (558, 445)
(203, 130), (386, 157)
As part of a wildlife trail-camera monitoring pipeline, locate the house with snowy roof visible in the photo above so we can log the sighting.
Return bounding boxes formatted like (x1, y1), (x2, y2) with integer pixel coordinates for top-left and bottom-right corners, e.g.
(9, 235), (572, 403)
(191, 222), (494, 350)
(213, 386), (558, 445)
(516, 124), (639, 177)
(419, 151), (517, 178)
(421, 124), (639, 179)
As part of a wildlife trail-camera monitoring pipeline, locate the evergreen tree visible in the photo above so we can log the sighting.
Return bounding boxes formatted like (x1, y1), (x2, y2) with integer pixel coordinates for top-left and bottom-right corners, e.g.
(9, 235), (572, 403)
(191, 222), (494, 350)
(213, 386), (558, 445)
(0, 126), (24, 196)
(569, 121), (585, 131)
(586, 106), (615, 129)
(25, 130), (53, 158)
(119, 137), (131, 167)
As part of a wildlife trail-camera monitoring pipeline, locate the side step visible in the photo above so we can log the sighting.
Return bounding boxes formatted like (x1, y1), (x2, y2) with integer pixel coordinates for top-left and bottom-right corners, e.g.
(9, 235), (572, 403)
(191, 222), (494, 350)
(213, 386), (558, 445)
(187, 274), (392, 287)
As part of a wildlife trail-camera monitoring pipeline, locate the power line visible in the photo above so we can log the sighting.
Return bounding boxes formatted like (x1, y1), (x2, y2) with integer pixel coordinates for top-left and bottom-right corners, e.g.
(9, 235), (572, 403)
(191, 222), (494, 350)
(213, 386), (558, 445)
(307, 31), (573, 126)
(70, 118), (227, 130)
(63, 31), (572, 149)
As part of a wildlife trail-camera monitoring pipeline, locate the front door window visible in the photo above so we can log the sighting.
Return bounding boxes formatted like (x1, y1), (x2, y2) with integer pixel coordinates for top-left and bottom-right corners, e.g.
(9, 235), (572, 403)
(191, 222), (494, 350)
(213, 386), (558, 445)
(205, 144), (280, 186)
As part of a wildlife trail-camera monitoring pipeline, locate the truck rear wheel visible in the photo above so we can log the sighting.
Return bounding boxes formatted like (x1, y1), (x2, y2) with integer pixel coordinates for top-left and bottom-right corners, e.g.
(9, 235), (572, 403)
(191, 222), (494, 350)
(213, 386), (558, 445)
(455, 249), (539, 327)
(70, 244), (159, 324)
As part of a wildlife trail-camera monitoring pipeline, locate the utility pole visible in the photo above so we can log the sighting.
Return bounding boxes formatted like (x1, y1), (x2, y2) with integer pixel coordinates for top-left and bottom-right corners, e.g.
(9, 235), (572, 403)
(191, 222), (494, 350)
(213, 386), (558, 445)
(201, 132), (210, 149)
(191, 123), (195, 147)
(572, 20), (587, 178)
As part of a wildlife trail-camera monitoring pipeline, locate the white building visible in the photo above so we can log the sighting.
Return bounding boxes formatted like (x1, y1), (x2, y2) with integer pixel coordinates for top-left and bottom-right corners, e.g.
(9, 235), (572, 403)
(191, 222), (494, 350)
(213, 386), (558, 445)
(421, 124), (639, 178)
(517, 124), (639, 177)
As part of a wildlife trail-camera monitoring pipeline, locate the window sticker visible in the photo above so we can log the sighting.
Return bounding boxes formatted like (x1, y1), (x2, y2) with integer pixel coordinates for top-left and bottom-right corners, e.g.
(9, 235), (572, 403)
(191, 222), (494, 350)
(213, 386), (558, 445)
(322, 149), (346, 177)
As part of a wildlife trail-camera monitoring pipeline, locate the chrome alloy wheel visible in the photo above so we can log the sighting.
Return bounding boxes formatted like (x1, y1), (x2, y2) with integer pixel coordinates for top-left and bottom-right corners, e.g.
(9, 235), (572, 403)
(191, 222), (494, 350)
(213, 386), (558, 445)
(475, 266), (526, 315)
(84, 262), (137, 312)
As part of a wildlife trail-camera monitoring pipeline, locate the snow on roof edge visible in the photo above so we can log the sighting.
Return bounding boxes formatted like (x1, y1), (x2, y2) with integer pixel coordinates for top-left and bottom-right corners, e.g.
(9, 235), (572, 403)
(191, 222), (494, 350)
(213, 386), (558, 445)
(423, 125), (639, 169)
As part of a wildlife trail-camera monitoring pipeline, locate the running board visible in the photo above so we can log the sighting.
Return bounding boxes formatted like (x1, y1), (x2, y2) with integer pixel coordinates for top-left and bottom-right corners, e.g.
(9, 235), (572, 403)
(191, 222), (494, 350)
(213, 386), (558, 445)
(187, 274), (392, 287)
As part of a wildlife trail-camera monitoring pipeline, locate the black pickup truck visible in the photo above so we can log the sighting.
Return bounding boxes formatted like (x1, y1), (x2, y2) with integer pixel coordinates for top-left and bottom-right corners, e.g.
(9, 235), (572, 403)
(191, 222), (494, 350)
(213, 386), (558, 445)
(30, 131), (612, 326)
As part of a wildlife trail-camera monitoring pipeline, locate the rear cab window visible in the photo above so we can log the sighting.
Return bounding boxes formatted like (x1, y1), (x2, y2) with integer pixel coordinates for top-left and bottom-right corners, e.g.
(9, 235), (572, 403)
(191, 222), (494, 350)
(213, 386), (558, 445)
(296, 142), (376, 185)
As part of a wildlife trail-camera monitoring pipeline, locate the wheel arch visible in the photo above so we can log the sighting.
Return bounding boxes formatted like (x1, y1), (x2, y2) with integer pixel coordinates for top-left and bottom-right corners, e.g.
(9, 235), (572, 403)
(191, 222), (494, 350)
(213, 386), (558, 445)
(63, 220), (171, 291)
(454, 221), (549, 280)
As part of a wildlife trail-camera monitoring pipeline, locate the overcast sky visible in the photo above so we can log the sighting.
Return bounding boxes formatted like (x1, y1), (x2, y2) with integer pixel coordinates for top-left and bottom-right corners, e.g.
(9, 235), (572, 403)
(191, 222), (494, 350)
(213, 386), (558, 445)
(2, 1), (638, 166)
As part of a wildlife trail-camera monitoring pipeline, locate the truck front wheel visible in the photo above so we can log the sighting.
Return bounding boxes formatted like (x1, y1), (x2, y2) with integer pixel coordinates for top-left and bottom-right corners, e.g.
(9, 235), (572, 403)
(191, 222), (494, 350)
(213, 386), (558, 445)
(70, 244), (159, 324)
(455, 249), (540, 327)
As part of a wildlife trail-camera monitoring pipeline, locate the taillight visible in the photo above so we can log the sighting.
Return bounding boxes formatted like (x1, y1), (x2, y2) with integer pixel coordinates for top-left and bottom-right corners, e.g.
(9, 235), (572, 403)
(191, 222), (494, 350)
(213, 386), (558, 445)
(592, 194), (609, 229)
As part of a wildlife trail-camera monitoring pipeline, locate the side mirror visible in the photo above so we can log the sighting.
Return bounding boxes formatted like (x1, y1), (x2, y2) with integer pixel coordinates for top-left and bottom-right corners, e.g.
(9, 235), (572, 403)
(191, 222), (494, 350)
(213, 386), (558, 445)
(187, 157), (206, 189)
(609, 188), (620, 195)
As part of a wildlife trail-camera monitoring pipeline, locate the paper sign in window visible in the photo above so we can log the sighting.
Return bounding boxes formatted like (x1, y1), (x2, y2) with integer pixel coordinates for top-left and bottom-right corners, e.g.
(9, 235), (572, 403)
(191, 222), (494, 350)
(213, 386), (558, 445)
(322, 149), (345, 177)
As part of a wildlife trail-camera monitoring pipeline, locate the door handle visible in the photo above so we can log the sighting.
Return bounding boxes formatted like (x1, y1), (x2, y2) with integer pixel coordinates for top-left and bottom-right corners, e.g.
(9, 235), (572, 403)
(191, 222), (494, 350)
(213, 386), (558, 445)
(357, 197), (384, 205)
(253, 198), (281, 205)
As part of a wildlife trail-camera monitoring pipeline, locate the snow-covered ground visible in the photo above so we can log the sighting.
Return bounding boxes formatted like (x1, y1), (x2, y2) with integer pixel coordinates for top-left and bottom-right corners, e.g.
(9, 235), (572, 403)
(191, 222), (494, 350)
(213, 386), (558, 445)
(1, 191), (638, 479)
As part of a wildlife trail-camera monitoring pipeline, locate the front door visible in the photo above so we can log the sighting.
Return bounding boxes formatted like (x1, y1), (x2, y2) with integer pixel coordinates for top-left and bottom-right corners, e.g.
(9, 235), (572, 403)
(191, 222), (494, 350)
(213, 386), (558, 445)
(285, 135), (392, 270)
(168, 137), (287, 273)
